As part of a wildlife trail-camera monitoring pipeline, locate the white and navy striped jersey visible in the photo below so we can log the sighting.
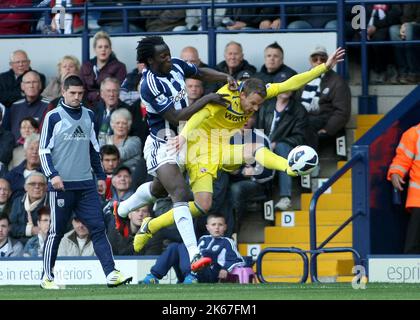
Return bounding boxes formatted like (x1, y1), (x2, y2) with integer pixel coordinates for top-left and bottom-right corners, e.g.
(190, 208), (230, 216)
(198, 235), (245, 272)
(140, 57), (198, 141)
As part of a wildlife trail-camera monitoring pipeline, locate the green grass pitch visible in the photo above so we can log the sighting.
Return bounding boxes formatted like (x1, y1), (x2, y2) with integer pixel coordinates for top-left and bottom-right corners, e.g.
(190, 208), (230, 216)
(1, 283), (420, 300)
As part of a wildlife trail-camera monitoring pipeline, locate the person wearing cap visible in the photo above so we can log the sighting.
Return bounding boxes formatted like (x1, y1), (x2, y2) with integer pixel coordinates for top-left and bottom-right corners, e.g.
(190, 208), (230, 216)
(297, 45), (351, 152)
(254, 42), (297, 84)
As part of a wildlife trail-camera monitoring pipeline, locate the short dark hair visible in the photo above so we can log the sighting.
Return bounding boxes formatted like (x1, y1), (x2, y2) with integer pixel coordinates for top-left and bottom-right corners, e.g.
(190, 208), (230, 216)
(19, 116), (39, 130)
(207, 213), (226, 223)
(266, 41), (284, 55)
(240, 78), (267, 98)
(100, 144), (120, 160)
(0, 213), (10, 225)
(136, 36), (167, 66)
(63, 75), (84, 90)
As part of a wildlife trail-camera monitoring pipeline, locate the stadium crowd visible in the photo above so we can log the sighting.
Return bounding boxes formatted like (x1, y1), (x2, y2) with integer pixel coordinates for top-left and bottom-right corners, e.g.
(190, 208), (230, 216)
(0, 2), (419, 282)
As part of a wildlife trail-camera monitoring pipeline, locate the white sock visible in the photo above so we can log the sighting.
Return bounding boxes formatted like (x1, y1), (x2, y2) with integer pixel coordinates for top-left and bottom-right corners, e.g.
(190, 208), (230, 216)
(173, 202), (199, 262)
(118, 181), (156, 218)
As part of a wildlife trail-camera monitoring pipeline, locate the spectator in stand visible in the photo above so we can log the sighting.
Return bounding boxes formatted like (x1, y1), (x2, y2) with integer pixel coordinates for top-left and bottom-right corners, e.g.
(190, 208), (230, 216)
(5, 133), (42, 201)
(100, 145), (121, 202)
(185, 78), (204, 105)
(0, 179), (12, 217)
(389, 4), (420, 84)
(174, 0), (228, 31)
(50, 0), (86, 34)
(57, 217), (95, 256)
(0, 50), (46, 108)
(141, 213), (244, 284)
(107, 204), (163, 255)
(90, 0), (145, 33)
(254, 42), (297, 84)
(287, 5), (337, 30)
(2, 70), (49, 142)
(9, 117), (39, 170)
(105, 108), (142, 175)
(9, 172), (48, 245)
(180, 46), (217, 94)
(215, 41), (256, 88)
(119, 63), (145, 105)
(93, 77), (132, 146)
(23, 206), (50, 257)
(222, 0), (280, 30)
(388, 122), (420, 253)
(0, 214), (23, 258)
(258, 5), (280, 30)
(363, 4), (402, 84)
(140, 0), (187, 32)
(0, 109), (15, 171)
(42, 55), (81, 101)
(0, 0), (32, 35)
(256, 88), (307, 211)
(296, 46), (351, 152)
(80, 31), (127, 105)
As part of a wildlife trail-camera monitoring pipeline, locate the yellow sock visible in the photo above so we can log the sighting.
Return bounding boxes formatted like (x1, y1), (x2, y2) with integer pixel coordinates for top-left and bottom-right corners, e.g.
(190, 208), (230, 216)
(148, 201), (205, 234)
(255, 147), (289, 171)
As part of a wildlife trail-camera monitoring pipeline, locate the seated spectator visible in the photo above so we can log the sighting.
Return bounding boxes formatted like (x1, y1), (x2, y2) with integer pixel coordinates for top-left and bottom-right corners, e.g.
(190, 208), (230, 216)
(50, 0), (85, 34)
(173, 0), (228, 31)
(254, 42), (297, 84)
(5, 133), (42, 201)
(0, 50), (47, 107)
(296, 46), (351, 152)
(185, 78), (204, 105)
(105, 108), (142, 175)
(363, 4), (402, 84)
(0, 179), (12, 216)
(215, 41), (256, 87)
(80, 31), (127, 105)
(180, 46), (217, 94)
(222, 0), (277, 30)
(387, 122), (420, 253)
(389, 4), (420, 84)
(42, 55), (81, 101)
(141, 213), (245, 284)
(287, 5), (337, 30)
(141, 0), (186, 32)
(110, 164), (134, 203)
(100, 145), (121, 201)
(9, 172), (48, 245)
(90, 0), (145, 33)
(93, 77), (132, 146)
(9, 117), (39, 170)
(0, 0), (32, 35)
(107, 204), (163, 255)
(256, 89), (307, 210)
(3, 70), (49, 142)
(119, 63), (145, 105)
(0, 108), (14, 170)
(258, 5), (281, 30)
(0, 214), (24, 258)
(23, 207), (50, 257)
(57, 217), (95, 256)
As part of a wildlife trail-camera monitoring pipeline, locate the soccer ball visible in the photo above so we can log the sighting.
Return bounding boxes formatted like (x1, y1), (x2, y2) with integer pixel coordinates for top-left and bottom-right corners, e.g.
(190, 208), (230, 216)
(287, 145), (319, 176)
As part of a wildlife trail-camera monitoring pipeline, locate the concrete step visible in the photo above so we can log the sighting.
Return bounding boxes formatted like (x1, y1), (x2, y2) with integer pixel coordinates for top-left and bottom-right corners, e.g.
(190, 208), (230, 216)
(356, 114), (384, 127)
(311, 177), (352, 194)
(274, 209), (352, 227)
(264, 225), (352, 243)
(300, 193), (352, 211)
(238, 242), (353, 254)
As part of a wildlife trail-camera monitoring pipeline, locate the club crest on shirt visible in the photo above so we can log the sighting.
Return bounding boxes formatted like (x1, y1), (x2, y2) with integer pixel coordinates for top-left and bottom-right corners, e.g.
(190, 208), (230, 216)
(57, 199), (65, 207)
(200, 167), (207, 173)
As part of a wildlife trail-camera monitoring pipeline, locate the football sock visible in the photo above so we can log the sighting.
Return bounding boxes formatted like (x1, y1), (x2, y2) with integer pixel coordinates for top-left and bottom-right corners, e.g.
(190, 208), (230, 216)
(148, 201), (204, 234)
(255, 147), (289, 171)
(118, 181), (156, 218)
(172, 202), (199, 262)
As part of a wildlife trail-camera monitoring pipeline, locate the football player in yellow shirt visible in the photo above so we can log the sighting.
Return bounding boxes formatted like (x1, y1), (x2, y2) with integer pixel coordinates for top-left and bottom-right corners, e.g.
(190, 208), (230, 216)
(133, 48), (345, 260)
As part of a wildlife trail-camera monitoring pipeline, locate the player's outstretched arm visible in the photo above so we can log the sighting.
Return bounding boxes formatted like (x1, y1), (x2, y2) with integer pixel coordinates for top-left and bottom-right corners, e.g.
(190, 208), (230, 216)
(266, 47), (346, 99)
(197, 67), (238, 90)
(163, 93), (229, 126)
